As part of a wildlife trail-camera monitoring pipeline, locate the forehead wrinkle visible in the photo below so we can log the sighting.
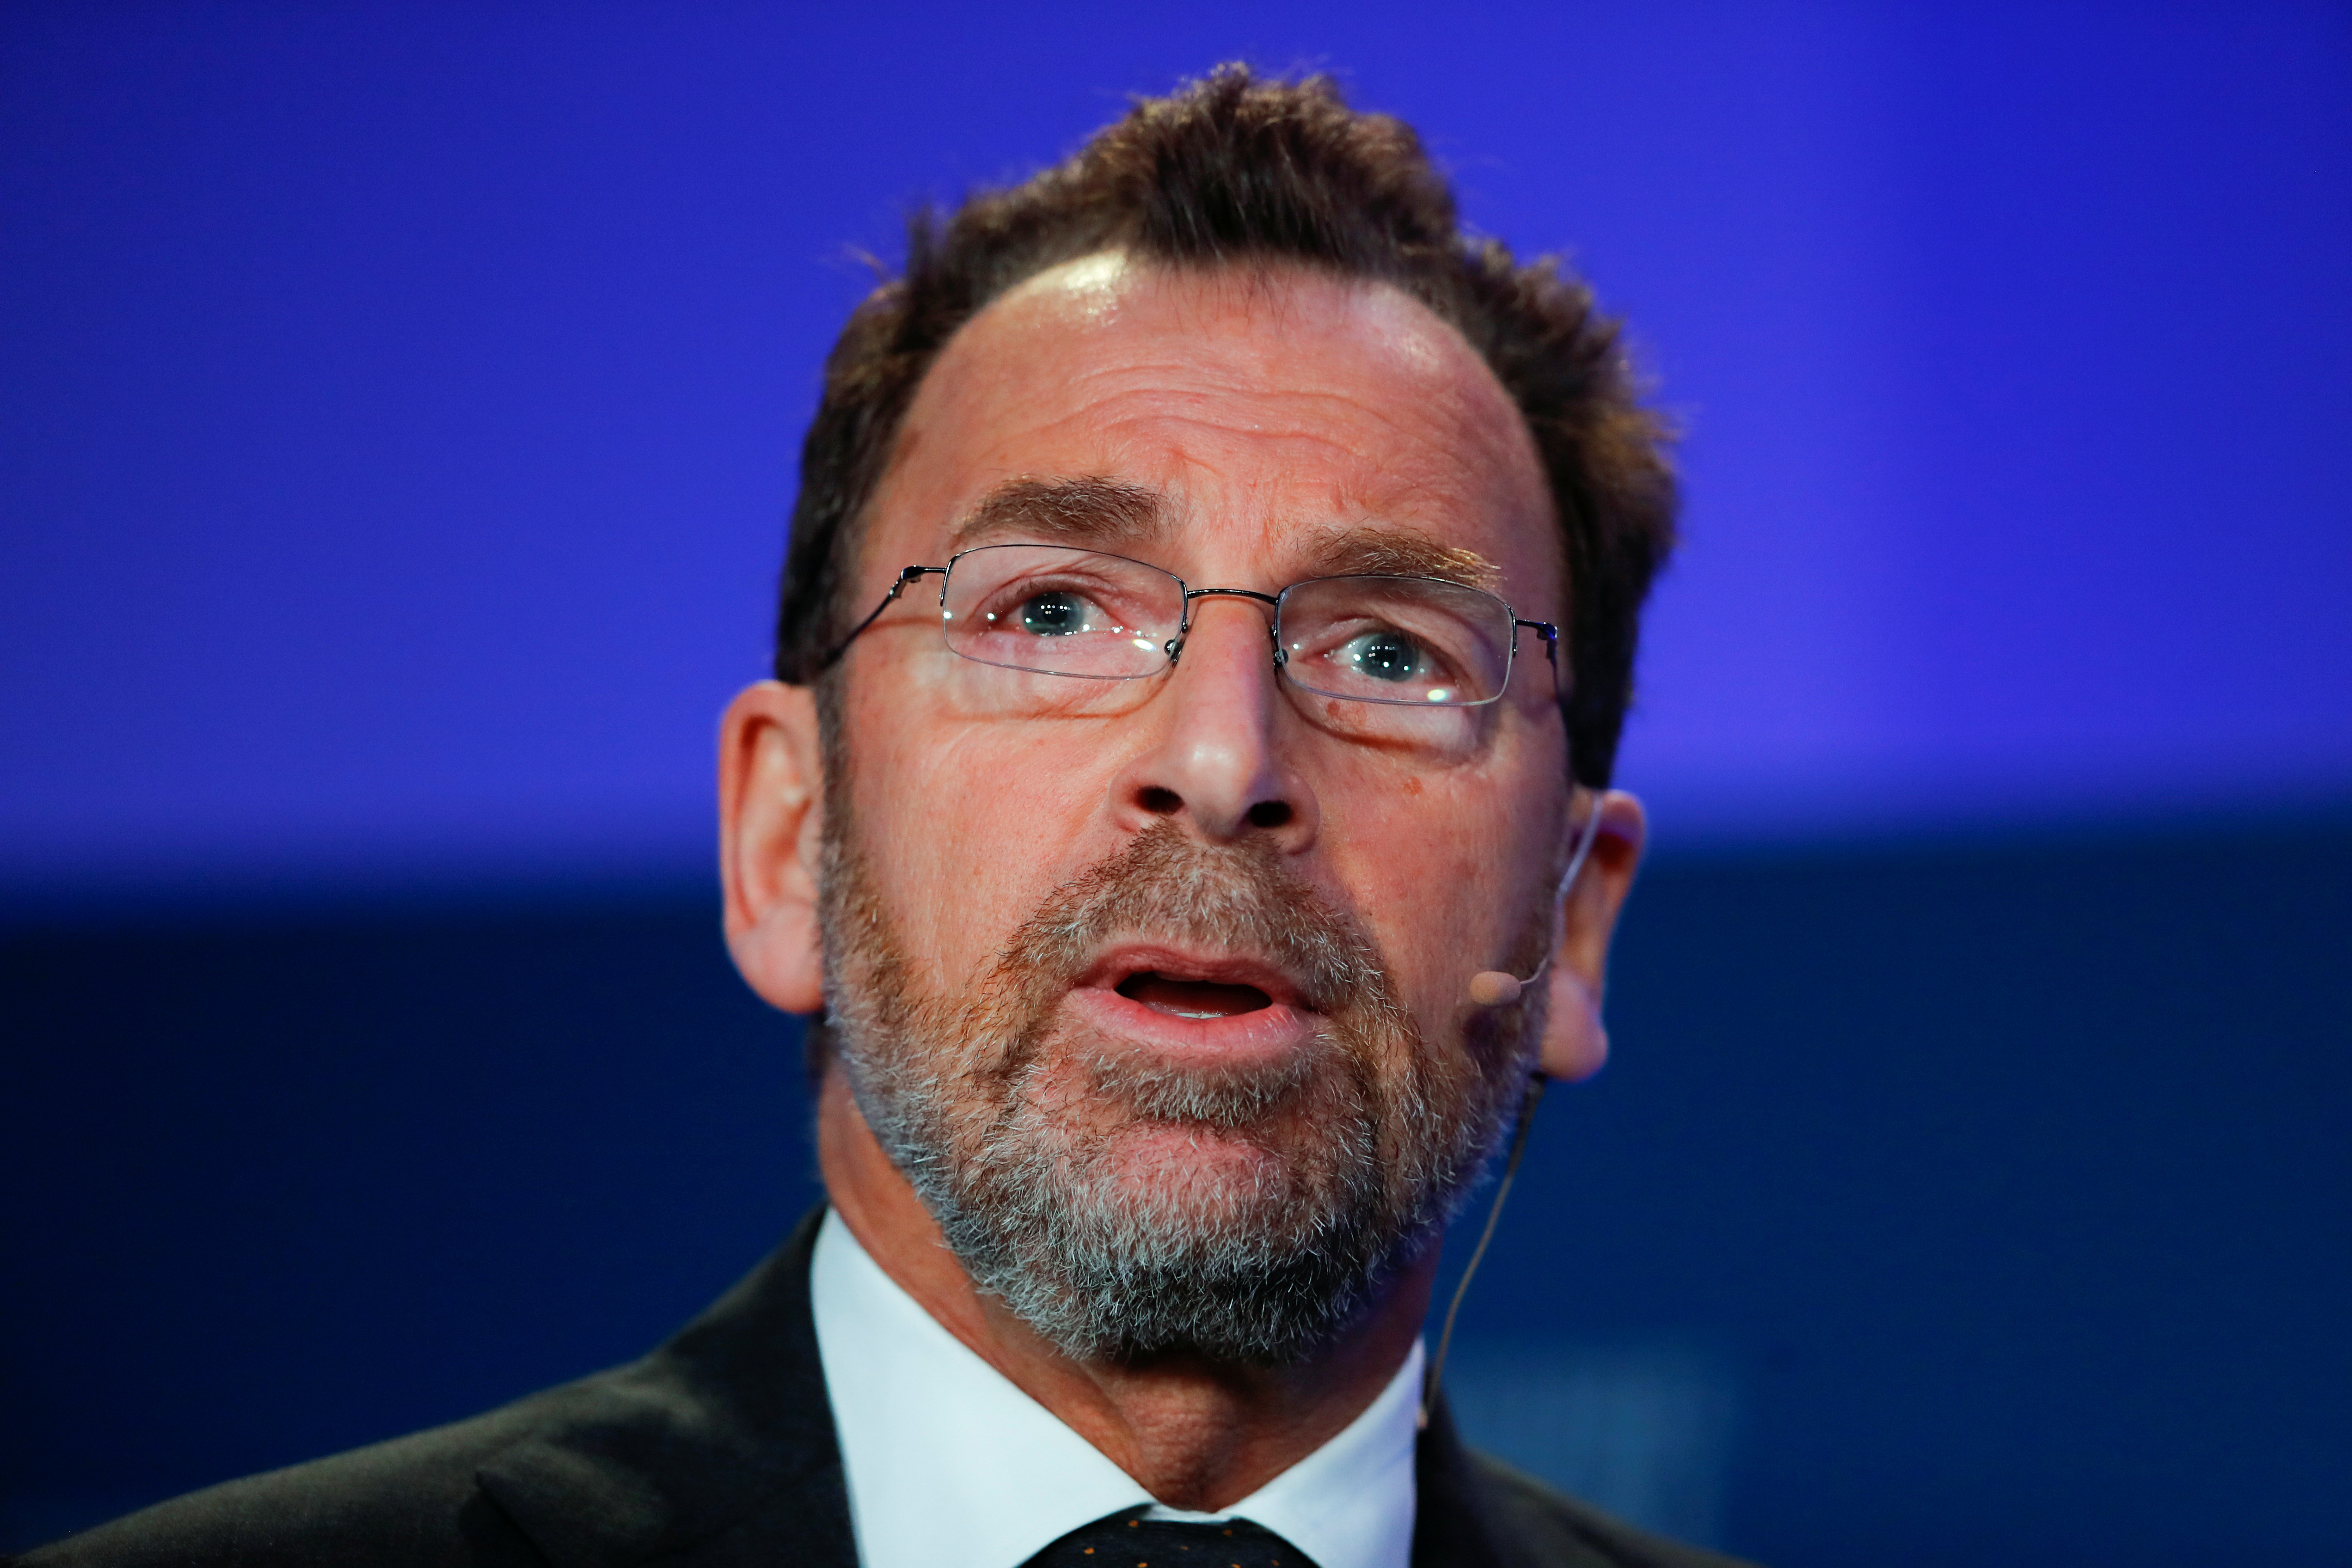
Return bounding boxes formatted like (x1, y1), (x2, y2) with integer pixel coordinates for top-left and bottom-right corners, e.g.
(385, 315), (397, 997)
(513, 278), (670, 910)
(1080, 392), (1516, 516)
(1126, 389), (1532, 551)
(1077, 373), (1513, 466)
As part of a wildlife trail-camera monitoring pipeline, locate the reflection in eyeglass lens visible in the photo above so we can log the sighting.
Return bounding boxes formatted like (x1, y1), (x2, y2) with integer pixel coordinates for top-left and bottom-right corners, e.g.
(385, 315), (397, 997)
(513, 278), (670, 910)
(940, 544), (1520, 717)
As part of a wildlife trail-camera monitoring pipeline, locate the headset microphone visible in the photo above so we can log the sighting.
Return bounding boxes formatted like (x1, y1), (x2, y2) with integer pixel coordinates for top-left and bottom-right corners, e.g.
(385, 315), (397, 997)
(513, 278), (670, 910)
(1425, 789), (1607, 1426)
(1464, 790), (1604, 1008)
(1467, 963), (1541, 1008)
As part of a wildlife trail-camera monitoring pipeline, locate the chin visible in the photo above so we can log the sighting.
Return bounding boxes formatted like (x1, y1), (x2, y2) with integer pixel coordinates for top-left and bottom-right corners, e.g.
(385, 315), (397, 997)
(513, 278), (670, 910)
(935, 1090), (1407, 1363)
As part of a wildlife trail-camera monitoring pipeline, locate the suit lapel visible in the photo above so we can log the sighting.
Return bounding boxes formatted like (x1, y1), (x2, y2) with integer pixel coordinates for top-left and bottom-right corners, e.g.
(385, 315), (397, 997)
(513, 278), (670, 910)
(472, 1207), (1561, 1568)
(475, 1206), (858, 1568)
(1412, 1396), (1509, 1568)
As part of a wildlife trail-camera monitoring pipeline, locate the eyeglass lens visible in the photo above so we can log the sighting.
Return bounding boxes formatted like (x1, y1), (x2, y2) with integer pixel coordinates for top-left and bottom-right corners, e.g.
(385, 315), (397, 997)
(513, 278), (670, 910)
(939, 544), (1518, 707)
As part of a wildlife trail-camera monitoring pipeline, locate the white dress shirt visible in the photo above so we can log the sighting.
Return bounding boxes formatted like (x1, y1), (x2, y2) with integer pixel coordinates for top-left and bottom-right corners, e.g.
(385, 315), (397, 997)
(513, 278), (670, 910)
(810, 1210), (1421, 1568)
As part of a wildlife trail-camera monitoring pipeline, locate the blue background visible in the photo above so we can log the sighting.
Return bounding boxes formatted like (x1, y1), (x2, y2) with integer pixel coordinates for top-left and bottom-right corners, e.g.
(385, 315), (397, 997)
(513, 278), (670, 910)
(3, 3), (2347, 1563)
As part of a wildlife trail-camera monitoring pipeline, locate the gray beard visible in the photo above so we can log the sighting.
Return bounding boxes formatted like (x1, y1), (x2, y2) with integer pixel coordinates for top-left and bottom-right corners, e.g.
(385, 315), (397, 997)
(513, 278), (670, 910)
(817, 812), (1537, 1366)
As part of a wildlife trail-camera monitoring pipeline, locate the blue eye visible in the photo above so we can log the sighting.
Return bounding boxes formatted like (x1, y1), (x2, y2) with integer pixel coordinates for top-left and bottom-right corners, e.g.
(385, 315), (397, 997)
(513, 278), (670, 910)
(1344, 631), (1423, 682)
(1018, 591), (1089, 635)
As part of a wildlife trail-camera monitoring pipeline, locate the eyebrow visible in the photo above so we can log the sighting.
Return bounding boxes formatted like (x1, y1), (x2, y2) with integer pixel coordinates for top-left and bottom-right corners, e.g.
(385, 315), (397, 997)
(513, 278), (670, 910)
(948, 482), (1504, 594)
(1303, 526), (1504, 592)
(950, 477), (1170, 553)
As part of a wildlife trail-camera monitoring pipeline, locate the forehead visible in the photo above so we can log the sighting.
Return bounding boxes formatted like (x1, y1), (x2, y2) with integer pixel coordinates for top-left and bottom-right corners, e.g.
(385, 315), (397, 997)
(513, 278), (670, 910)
(865, 255), (1560, 609)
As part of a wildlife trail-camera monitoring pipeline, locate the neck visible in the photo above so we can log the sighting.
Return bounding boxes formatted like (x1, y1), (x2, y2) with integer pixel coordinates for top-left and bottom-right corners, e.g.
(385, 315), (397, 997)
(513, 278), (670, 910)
(814, 1070), (1439, 1511)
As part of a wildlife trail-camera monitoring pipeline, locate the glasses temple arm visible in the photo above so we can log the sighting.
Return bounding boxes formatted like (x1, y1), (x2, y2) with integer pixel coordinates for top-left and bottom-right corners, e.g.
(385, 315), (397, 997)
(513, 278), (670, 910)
(819, 566), (941, 671)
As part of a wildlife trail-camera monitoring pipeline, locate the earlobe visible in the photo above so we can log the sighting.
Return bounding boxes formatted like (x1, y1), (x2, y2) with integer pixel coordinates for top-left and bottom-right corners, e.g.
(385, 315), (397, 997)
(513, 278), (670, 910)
(1537, 969), (1611, 1081)
(1534, 790), (1647, 1081)
(718, 680), (828, 1014)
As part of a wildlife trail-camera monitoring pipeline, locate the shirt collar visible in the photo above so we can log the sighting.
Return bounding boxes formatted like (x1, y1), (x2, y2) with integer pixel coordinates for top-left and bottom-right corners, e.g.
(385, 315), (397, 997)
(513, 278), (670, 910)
(810, 1210), (1420, 1568)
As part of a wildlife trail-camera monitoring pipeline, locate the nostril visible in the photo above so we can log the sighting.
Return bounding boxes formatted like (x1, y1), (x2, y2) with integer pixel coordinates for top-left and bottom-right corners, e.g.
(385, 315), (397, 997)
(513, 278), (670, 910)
(1139, 786), (1182, 815)
(1246, 800), (1292, 829)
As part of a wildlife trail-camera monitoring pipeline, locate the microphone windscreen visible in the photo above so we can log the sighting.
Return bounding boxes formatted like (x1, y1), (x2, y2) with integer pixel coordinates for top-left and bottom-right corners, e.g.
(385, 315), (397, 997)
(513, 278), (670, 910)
(1467, 970), (1523, 1008)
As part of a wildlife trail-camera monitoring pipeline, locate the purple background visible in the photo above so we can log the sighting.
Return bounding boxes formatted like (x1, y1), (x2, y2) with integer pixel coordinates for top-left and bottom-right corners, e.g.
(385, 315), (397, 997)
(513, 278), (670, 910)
(7, 2), (2348, 899)
(5, 10), (2350, 1564)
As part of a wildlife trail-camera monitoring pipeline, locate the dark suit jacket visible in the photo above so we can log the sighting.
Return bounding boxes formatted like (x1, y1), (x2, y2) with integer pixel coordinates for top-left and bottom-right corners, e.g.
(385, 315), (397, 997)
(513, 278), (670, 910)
(18, 1209), (1750, 1568)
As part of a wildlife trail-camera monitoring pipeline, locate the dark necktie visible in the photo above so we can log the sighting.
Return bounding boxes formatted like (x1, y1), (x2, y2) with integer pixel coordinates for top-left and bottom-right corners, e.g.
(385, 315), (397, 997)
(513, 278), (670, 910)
(1022, 1505), (1320, 1568)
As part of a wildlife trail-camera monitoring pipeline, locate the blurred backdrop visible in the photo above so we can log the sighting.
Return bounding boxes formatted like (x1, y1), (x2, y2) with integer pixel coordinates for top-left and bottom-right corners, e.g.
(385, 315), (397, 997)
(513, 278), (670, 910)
(3, 3), (2347, 1563)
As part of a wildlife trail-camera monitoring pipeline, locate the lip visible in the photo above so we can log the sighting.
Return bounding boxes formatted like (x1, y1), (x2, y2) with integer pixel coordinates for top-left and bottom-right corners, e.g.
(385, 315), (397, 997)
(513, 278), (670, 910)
(1065, 941), (1322, 1063)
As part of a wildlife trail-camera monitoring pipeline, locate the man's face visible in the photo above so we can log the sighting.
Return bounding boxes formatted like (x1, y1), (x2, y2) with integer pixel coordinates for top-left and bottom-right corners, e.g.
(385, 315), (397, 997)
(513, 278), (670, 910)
(819, 256), (1580, 1362)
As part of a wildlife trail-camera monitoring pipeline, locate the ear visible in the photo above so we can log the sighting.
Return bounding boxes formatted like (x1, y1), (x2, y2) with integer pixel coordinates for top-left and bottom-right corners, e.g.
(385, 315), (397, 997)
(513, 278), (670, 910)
(1537, 790), (1647, 1081)
(719, 680), (827, 1014)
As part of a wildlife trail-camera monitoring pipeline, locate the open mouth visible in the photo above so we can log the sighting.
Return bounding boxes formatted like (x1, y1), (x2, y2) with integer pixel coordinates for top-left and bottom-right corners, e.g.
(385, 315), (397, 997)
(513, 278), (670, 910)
(1114, 971), (1277, 1021)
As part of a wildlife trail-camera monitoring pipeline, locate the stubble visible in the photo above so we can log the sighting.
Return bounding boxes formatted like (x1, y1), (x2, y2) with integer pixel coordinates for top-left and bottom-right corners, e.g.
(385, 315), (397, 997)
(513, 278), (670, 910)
(818, 798), (1538, 1366)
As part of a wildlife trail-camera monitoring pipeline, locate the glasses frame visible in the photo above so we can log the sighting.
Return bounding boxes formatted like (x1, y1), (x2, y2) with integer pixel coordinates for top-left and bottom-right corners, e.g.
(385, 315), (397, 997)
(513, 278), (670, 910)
(820, 543), (1562, 709)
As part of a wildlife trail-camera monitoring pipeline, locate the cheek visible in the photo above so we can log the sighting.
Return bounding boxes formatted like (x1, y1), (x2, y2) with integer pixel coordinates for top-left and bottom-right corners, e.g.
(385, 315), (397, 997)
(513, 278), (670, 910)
(1312, 739), (1565, 1008)
(853, 712), (1126, 975)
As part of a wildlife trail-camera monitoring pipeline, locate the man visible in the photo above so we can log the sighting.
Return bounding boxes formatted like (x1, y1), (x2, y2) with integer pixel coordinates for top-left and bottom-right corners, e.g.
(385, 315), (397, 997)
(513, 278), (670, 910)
(24, 67), (1738, 1568)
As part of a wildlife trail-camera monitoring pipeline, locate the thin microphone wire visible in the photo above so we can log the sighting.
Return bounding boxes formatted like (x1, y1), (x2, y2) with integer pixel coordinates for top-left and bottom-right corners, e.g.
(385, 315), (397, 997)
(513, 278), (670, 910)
(1420, 789), (1600, 1424)
(1555, 787), (1604, 910)
(1420, 1071), (1547, 1427)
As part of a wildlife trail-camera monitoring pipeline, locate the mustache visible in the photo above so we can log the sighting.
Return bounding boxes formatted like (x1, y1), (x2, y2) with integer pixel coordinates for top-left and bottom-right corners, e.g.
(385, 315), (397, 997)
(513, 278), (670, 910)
(979, 821), (1392, 1026)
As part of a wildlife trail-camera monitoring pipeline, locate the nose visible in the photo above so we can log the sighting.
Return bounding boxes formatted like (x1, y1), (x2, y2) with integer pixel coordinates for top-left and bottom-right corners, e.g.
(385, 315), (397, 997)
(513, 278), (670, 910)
(1106, 596), (1321, 851)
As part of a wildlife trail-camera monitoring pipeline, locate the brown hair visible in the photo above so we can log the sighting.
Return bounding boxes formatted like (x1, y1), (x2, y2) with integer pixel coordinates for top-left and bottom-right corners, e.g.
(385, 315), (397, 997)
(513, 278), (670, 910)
(773, 65), (1675, 787)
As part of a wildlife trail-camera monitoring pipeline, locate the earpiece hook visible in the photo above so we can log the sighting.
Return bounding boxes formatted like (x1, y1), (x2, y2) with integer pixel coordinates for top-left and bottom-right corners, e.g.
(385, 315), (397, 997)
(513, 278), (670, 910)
(1465, 787), (1603, 1009)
